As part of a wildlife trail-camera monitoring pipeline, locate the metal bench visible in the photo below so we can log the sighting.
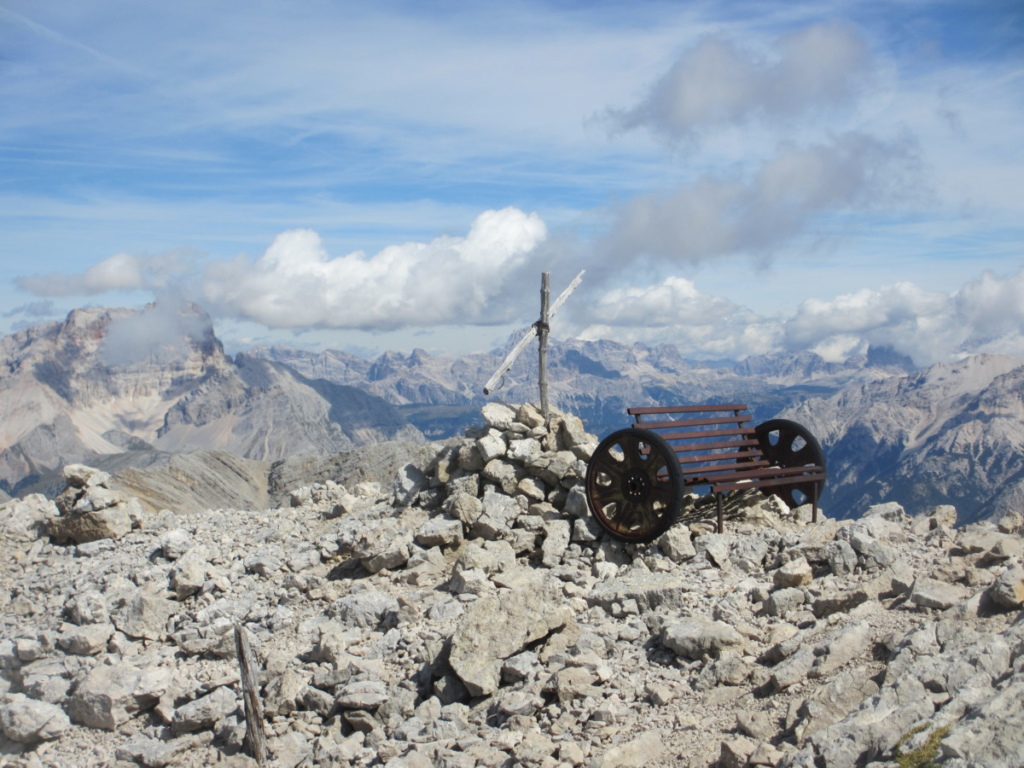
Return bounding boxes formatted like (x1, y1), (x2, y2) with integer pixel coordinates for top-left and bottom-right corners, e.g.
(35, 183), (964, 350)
(585, 404), (827, 541)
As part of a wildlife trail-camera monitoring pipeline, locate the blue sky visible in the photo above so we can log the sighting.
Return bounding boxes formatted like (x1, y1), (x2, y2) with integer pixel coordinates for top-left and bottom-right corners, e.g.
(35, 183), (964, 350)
(2, 0), (1023, 364)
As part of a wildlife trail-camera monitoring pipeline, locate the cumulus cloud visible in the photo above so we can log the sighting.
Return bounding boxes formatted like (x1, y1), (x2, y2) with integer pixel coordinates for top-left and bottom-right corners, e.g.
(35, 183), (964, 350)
(570, 276), (783, 359)
(16, 251), (194, 297)
(604, 22), (872, 141)
(567, 267), (1024, 366)
(600, 132), (920, 267)
(783, 268), (1024, 365)
(101, 300), (214, 367)
(200, 208), (547, 330)
(954, 270), (1024, 342)
(785, 282), (952, 362)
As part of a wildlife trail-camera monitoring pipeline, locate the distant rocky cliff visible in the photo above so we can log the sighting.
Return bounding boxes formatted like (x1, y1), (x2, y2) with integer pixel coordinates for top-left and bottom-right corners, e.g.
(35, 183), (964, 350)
(251, 339), (915, 440)
(5, 303), (1024, 528)
(785, 354), (1024, 524)
(255, 340), (1024, 525)
(0, 305), (421, 496)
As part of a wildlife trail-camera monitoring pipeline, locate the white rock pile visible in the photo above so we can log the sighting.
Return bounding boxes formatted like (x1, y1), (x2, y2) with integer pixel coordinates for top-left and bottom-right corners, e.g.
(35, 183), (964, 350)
(1, 401), (1023, 767)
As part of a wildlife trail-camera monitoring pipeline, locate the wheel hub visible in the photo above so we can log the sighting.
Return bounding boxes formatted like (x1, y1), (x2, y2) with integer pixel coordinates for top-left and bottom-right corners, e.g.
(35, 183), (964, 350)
(622, 468), (650, 500)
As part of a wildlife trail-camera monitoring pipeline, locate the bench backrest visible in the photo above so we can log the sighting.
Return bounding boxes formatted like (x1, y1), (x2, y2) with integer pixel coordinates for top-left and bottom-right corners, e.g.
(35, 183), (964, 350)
(628, 403), (769, 489)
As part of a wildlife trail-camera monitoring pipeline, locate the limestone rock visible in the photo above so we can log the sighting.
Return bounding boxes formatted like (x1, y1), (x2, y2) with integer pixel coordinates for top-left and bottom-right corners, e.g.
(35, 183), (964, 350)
(657, 524), (696, 563)
(907, 577), (970, 611)
(541, 518), (571, 567)
(589, 730), (665, 768)
(775, 557), (813, 588)
(67, 661), (172, 730)
(331, 590), (399, 629)
(719, 735), (756, 768)
(988, 567), (1024, 609)
(115, 590), (177, 641)
(662, 617), (745, 660)
(0, 697), (71, 743)
(336, 681), (389, 710)
(57, 623), (114, 655)
(172, 686), (237, 733)
(481, 402), (516, 431)
(449, 578), (571, 696)
(1, 494), (55, 543)
(48, 501), (133, 544)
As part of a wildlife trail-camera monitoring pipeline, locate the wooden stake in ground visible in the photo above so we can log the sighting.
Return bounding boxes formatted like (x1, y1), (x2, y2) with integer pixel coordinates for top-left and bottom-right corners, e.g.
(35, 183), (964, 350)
(483, 270), (584, 419)
(538, 272), (550, 417)
(234, 624), (268, 765)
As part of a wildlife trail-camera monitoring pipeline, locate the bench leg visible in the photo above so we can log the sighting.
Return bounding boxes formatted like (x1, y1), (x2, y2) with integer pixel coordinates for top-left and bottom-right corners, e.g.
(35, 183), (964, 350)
(812, 483), (819, 524)
(716, 493), (723, 534)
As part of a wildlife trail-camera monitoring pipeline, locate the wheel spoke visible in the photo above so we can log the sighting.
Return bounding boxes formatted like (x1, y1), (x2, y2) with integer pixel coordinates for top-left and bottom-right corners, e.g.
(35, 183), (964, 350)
(639, 502), (660, 532)
(619, 433), (648, 465)
(791, 444), (815, 465)
(590, 450), (625, 481)
(641, 449), (671, 483)
(593, 484), (625, 509)
(649, 480), (676, 507)
(606, 499), (630, 530)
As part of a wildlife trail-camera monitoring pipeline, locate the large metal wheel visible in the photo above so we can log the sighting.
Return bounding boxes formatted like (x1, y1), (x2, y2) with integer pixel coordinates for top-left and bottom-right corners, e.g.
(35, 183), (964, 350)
(585, 428), (683, 543)
(754, 418), (827, 509)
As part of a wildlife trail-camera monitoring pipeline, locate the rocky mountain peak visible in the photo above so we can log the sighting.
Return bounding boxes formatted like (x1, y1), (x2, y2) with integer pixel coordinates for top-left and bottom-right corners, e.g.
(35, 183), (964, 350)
(0, 305), (421, 497)
(784, 353), (1024, 523)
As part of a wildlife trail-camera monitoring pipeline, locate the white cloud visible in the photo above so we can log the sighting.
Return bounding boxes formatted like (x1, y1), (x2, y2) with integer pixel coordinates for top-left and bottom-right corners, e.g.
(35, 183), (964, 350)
(101, 300), (213, 367)
(603, 22), (872, 141)
(783, 268), (1024, 365)
(16, 250), (195, 297)
(200, 208), (547, 331)
(567, 266), (1024, 366)
(570, 276), (783, 359)
(17, 253), (145, 296)
(582, 276), (736, 327)
(954, 269), (1024, 342)
(600, 131), (921, 266)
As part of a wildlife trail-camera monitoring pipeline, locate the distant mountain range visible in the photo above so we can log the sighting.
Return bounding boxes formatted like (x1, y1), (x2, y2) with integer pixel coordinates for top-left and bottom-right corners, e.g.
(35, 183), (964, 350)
(3, 304), (1023, 526)
(251, 338), (1024, 525)
(249, 338), (917, 440)
(0, 304), (420, 497)
(785, 353), (1024, 525)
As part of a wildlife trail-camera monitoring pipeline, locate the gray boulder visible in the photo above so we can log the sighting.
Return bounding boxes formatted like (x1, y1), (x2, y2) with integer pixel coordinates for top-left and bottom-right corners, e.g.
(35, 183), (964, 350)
(67, 661), (172, 730)
(449, 576), (572, 696)
(0, 697), (71, 743)
(662, 617), (745, 660)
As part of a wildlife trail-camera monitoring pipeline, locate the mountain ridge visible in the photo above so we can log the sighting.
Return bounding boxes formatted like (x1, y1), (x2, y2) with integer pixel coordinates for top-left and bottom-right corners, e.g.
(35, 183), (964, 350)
(0, 305), (422, 496)
(4, 304), (1024, 526)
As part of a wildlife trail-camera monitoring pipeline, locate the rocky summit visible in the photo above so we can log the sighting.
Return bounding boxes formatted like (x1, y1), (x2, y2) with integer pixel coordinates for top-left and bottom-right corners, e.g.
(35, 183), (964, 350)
(2, 402), (1024, 767)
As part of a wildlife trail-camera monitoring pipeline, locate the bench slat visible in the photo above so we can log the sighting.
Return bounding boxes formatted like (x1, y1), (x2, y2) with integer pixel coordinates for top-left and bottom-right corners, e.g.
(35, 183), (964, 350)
(657, 428), (757, 443)
(637, 436), (758, 454)
(633, 415), (752, 430)
(707, 465), (826, 484)
(712, 472), (826, 494)
(676, 448), (765, 464)
(628, 404), (749, 415)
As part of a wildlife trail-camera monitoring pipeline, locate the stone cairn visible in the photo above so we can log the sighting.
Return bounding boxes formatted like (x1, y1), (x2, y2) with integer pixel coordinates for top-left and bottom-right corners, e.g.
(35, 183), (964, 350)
(1, 401), (1024, 767)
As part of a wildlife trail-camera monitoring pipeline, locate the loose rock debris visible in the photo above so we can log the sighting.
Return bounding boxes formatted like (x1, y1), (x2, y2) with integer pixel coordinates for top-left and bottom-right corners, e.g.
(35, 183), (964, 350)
(1, 401), (1023, 767)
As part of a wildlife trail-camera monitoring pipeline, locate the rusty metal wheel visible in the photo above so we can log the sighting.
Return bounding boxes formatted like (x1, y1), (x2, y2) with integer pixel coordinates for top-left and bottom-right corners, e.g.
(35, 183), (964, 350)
(754, 419), (826, 509)
(585, 428), (683, 543)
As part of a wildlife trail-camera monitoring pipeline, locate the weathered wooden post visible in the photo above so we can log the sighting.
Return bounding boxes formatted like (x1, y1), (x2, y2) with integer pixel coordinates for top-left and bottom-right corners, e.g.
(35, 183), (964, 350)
(234, 624), (268, 765)
(538, 272), (550, 417)
(483, 270), (584, 420)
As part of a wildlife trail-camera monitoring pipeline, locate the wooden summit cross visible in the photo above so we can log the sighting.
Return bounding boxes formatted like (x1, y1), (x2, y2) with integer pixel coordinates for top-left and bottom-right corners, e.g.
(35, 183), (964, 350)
(483, 270), (585, 418)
